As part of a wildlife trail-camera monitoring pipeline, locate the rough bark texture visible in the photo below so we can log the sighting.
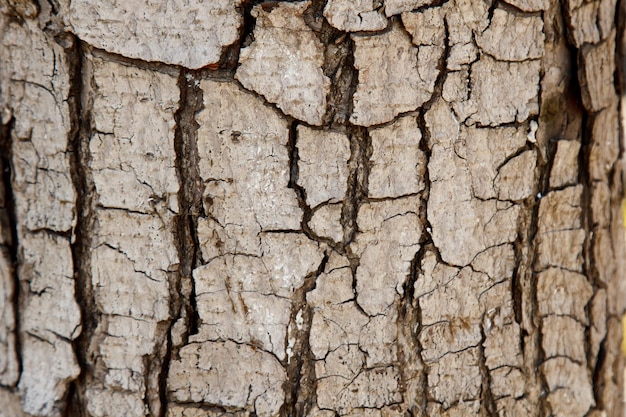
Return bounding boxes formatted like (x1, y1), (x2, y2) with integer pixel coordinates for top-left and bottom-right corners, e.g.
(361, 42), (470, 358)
(0, 0), (624, 416)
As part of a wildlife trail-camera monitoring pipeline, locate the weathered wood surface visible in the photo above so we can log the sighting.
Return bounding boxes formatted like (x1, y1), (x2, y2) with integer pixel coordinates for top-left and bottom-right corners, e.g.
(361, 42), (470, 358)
(0, 0), (624, 416)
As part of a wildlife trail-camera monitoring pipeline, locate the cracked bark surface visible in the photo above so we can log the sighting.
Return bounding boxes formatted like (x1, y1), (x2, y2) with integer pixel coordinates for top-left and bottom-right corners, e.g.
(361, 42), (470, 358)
(0, 0), (625, 416)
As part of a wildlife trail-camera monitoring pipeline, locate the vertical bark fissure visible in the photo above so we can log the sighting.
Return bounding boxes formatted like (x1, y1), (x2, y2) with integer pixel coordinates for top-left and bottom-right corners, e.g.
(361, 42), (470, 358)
(342, 126), (370, 247)
(344, 126), (371, 318)
(404, 19), (450, 414)
(65, 38), (97, 417)
(478, 322), (497, 417)
(280, 253), (328, 417)
(0, 111), (21, 387)
(304, 0), (357, 128)
(163, 68), (206, 416)
(527, 133), (559, 417)
(398, 244), (430, 417)
(286, 121), (314, 235)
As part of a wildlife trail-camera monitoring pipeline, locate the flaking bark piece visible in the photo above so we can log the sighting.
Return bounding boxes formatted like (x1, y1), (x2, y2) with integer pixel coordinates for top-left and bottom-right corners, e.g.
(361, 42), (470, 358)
(60, 0), (244, 69)
(236, 2), (330, 126)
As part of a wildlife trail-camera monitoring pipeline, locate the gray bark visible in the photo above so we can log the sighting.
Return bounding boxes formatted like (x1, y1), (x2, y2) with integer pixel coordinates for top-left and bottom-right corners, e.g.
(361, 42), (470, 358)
(0, 0), (625, 416)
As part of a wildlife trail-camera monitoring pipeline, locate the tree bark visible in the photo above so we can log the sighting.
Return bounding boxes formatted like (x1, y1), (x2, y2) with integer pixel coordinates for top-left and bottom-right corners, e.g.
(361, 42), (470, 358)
(0, 0), (624, 416)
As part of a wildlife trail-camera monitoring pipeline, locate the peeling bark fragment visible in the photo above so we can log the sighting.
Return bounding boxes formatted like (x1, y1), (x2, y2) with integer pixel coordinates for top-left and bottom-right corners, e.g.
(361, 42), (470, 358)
(168, 341), (285, 417)
(536, 229), (586, 271)
(324, 0), (388, 32)
(85, 57), (180, 416)
(542, 357), (595, 416)
(476, 9), (545, 61)
(535, 186), (585, 271)
(368, 115), (426, 199)
(588, 103), (619, 181)
(578, 34), (616, 112)
(297, 126), (350, 208)
(309, 203), (343, 242)
(400, 6), (446, 90)
(401, 7), (445, 48)
(596, 318), (624, 414)
(536, 268), (592, 321)
(2, 24), (75, 234)
(90, 63), (179, 215)
(472, 244), (516, 279)
(426, 100), (521, 266)
(467, 56), (540, 126)
(86, 316), (161, 416)
(351, 22), (438, 126)
(541, 316), (586, 362)
(1, 15), (80, 416)
(20, 234), (81, 340)
(537, 186), (583, 232)
(60, 0), (243, 68)
(401, 7), (444, 45)
(19, 335), (80, 416)
(564, 0), (614, 47)
(353, 196), (421, 316)
(236, 2), (330, 125)
(416, 241), (521, 409)
(550, 140), (581, 188)
(196, 80), (300, 260)
(192, 234), (324, 360)
(494, 150), (537, 201)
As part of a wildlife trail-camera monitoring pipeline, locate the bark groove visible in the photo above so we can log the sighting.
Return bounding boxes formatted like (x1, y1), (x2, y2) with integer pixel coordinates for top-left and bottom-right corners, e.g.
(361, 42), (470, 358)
(0, 0), (624, 416)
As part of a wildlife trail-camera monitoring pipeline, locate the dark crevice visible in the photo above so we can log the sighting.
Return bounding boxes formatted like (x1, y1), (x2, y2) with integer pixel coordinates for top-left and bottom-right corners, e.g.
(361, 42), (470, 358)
(285, 121), (342, 251)
(301, 0), (358, 127)
(341, 126), (371, 247)
(322, 33), (357, 127)
(0, 109), (21, 389)
(279, 253), (328, 417)
(163, 68), (206, 417)
(65, 37), (97, 417)
(287, 121), (311, 223)
(510, 1), (586, 413)
(525, 130), (558, 417)
(478, 319), (497, 417)
(397, 244), (430, 417)
(217, 0), (262, 71)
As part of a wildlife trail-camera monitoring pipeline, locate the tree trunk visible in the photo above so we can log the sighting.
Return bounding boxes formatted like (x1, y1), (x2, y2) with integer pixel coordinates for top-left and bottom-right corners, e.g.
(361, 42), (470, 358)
(0, 0), (624, 416)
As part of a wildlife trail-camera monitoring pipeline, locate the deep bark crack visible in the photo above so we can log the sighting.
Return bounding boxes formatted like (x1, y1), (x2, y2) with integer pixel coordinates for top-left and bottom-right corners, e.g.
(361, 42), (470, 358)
(0, 101), (21, 389)
(65, 38), (98, 417)
(161, 69), (207, 417)
(279, 253), (329, 417)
